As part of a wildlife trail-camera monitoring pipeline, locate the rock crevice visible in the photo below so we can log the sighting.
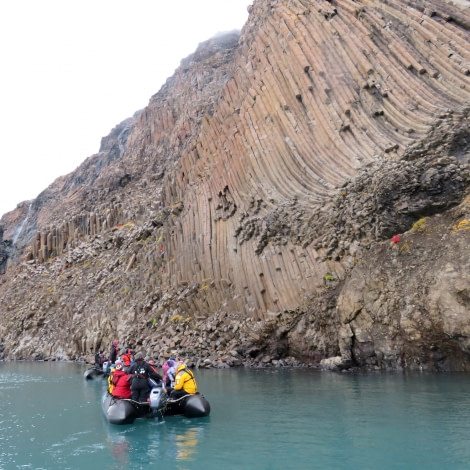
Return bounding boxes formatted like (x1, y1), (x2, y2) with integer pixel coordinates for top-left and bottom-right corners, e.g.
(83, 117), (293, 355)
(1, 0), (470, 371)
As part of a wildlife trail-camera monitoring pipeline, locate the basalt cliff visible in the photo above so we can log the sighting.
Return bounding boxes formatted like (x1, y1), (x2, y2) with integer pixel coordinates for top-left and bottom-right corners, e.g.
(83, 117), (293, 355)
(1, 0), (470, 371)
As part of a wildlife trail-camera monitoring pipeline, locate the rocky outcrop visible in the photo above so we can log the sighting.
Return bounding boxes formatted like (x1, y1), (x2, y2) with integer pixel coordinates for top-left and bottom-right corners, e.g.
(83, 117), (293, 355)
(0, 227), (11, 274)
(334, 200), (470, 371)
(0, 0), (470, 371)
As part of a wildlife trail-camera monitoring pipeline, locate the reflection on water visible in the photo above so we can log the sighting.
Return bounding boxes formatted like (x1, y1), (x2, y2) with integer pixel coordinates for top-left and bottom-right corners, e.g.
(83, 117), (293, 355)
(104, 416), (206, 467)
(172, 426), (201, 461)
(2, 363), (470, 469)
(108, 433), (130, 467)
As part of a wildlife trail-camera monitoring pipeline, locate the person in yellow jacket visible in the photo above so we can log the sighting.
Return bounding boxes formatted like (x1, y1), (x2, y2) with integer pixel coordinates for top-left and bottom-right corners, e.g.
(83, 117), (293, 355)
(170, 361), (198, 399)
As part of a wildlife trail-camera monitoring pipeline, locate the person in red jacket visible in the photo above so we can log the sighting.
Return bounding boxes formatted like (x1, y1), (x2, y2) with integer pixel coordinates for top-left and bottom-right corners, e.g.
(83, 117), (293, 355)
(110, 361), (131, 399)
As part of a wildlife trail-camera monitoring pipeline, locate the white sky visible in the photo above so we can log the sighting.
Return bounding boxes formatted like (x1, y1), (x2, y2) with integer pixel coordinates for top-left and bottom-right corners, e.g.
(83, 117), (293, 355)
(0, 1), (251, 218)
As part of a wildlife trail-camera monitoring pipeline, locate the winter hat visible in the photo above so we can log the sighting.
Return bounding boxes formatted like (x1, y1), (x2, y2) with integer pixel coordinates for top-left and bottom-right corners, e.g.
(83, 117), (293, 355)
(134, 352), (144, 360)
(112, 341), (118, 345)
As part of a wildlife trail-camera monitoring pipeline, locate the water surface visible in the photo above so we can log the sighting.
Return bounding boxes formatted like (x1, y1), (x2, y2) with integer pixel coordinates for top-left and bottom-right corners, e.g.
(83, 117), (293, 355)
(1, 362), (470, 469)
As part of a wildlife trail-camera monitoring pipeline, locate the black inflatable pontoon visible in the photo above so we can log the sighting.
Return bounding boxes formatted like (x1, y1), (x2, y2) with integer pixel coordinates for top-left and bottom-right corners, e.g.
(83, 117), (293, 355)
(84, 366), (105, 380)
(101, 385), (210, 425)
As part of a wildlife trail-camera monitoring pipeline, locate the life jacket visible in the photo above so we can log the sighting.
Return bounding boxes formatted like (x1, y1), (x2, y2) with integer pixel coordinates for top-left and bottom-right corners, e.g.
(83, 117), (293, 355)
(122, 351), (131, 367)
(173, 365), (197, 394)
(107, 374), (115, 394)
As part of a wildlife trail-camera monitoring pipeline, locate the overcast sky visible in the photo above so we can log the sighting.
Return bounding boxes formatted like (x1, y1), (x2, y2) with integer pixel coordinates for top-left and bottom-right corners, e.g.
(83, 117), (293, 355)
(0, 1), (251, 218)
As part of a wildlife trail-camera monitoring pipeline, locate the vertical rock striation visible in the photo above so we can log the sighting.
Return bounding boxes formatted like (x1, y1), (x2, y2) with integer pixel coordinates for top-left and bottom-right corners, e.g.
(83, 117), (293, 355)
(0, 0), (470, 370)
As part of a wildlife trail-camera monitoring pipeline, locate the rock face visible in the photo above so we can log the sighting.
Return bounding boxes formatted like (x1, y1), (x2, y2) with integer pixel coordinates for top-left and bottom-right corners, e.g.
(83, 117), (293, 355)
(0, 0), (470, 371)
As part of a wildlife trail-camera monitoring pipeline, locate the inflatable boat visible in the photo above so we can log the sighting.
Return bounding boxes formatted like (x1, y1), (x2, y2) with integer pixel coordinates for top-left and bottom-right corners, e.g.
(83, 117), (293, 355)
(101, 385), (210, 425)
(84, 361), (110, 380)
(84, 366), (105, 380)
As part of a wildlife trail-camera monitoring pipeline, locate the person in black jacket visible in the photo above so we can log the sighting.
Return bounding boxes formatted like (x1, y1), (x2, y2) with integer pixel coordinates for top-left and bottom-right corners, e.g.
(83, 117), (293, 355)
(94, 351), (102, 368)
(127, 352), (163, 402)
(109, 341), (118, 364)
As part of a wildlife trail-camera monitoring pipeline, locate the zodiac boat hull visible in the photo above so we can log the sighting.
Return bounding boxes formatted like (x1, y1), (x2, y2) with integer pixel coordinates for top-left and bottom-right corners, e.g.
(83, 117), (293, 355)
(102, 388), (210, 425)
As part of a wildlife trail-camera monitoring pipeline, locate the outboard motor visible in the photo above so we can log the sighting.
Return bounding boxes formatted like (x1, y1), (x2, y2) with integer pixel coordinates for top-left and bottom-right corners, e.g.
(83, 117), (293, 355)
(149, 384), (166, 421)
(102, 361), (109, 374)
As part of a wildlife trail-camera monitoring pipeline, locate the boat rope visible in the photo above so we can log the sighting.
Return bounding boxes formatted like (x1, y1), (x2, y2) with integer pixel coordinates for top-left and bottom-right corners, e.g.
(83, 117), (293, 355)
(126, 398), (151, 405)
(166, 393), (191, 404)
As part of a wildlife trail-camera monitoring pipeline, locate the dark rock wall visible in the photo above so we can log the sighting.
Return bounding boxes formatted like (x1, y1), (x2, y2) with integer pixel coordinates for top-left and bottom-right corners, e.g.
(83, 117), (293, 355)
(0, 0), (470, 370)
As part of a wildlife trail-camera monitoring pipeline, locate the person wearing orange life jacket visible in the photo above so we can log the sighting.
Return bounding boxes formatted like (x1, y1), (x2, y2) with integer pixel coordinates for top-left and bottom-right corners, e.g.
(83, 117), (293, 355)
(170, 360), (198, 399)
(146, 356), (163, 390)
(146, 357), (160, 375)
(121, 349), (133, 371)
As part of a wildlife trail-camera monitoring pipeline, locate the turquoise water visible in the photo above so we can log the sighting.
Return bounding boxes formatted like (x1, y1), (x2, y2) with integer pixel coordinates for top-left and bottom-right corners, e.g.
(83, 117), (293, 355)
(1, 362), (470, 469)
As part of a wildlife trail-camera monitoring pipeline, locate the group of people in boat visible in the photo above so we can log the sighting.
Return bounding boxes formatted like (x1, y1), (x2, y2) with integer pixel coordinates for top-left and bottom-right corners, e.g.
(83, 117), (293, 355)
(103, 341), (198, 404)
